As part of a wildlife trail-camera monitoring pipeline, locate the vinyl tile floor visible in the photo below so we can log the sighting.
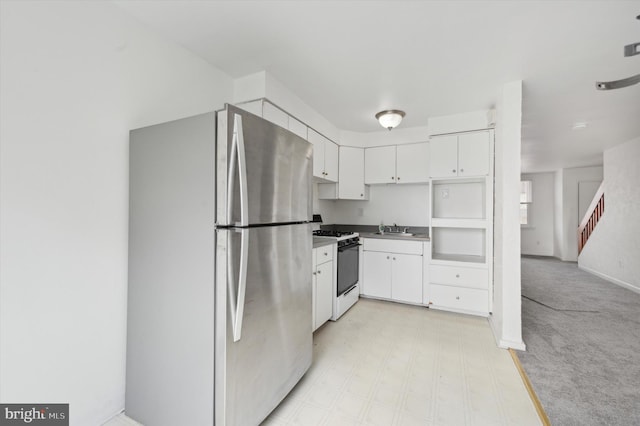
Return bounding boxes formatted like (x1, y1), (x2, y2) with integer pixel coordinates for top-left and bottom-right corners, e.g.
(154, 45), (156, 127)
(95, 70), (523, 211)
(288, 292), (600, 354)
(262, 299), (540, 426)
(107, 298), (540, 426)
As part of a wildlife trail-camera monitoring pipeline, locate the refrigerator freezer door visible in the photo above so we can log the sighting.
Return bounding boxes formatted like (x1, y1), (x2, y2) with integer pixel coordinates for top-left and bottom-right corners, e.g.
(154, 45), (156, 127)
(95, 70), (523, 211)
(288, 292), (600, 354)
(217, 105), (313, 226)
(215, 224), (313, 426)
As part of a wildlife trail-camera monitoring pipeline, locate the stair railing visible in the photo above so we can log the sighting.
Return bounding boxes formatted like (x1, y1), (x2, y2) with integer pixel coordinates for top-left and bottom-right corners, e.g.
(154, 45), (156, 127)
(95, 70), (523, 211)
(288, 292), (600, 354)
(578, 181), (605, 254)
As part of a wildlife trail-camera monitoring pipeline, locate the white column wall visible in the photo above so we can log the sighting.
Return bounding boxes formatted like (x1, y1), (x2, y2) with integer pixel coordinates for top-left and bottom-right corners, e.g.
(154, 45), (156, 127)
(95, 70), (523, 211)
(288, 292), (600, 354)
(490, 81), (525, 350)
(0, 3), (233, 425)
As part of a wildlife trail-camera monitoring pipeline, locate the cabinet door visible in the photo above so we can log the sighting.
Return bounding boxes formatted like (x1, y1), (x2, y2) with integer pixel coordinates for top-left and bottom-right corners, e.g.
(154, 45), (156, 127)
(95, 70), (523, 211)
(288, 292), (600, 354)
(396, 143), (429, 183)
(338, 147), (366, 199)
(323, 140), (339, 182)
(315, 261), (333, 329)
(312, 248), (317, 330)
(458, 132), (489, 176)
(262, 102), (289, 129)
(363, 251), (392, 299)
(288, 116), (308, 140)
(429, 135), (458, 178)
(391, 254), (423, 304)
(364, 146), (396, 184)
(307, 129), (326, 179)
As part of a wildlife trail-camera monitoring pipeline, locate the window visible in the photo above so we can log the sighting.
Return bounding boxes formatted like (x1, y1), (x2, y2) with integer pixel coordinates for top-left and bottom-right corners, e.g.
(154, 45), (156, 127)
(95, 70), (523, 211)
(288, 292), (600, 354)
(520, 180), (532, 225)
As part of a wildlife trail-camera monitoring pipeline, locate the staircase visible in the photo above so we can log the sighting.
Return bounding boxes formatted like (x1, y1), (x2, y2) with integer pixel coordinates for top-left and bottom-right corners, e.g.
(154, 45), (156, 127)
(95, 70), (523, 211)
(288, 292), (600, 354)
(578, 181), (605, 254)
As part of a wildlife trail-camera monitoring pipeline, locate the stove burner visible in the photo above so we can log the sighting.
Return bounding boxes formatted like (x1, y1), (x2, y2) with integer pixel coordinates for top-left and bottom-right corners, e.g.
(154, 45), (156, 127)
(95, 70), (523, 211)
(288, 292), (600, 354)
(313, 230), (354, 238)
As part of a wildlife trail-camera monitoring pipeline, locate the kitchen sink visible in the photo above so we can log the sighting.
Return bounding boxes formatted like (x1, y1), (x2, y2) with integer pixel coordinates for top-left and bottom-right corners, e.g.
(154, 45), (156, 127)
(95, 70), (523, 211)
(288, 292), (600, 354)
(375, 232), (415, 237)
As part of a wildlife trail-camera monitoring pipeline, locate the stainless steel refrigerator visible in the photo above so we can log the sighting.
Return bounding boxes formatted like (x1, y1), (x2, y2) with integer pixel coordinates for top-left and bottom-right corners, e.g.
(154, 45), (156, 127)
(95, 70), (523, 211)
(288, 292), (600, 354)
(126, 104), (313, 426)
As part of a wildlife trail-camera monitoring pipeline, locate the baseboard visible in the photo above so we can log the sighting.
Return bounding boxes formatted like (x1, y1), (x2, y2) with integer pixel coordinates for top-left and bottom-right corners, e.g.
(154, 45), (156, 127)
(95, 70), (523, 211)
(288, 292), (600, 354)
(488, 316), (527, 351)
(578, 265), (640, 294)
(509, 349), (551, 426)
(499, 338), (526, 351)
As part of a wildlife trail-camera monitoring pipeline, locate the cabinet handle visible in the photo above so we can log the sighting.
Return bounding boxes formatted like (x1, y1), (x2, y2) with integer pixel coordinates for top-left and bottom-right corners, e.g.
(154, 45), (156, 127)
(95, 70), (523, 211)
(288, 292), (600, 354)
(460, 169), (464, 173)
(456, 274), (460, 278)
(387, 256), (390, 259)
(313, 272), (316, 275)
(317, 270), (321, 274)
(452, 169), (456, 173)
(391, 176), (395, 180)
(456, 296), (460, 300)
(397, 177), (401, 181)
(393, 257), (396, 260)
(324, 252), (328, 256)
(360, 193), (363, 197)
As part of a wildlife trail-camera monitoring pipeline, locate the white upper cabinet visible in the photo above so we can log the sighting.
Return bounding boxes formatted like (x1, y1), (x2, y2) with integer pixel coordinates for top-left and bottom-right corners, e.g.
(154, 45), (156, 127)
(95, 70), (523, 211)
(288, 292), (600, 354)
(338, 147), (367, 200)
(429, 135), (459, 178)
(364, 146), (396, 184)
(324, 141), (339, 182)
(396, 142), (430, 183)
(308, 129), (325, 178)
(430, 131), (490, 178)
(262, 101), (289, 129)
(288, 116), (308, 140)
(235, 100), (263, 116)
(308, 128), (338, 182)
(457, 132), (490, 176)
(365, 142), (429, 184)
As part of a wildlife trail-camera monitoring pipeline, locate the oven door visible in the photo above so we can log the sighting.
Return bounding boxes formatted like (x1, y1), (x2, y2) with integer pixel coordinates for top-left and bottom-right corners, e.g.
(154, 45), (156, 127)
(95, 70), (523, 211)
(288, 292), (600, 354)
(337, 241), (360, 296)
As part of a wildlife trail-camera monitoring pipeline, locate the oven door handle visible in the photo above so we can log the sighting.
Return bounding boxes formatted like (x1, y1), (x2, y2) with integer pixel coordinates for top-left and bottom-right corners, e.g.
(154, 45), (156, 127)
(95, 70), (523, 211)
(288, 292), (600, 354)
(338, 242), (361, 252)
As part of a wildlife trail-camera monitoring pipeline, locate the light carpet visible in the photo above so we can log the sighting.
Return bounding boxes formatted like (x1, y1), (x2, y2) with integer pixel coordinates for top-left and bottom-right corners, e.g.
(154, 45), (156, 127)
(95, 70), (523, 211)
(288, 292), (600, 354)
(519, 255), (640, 426)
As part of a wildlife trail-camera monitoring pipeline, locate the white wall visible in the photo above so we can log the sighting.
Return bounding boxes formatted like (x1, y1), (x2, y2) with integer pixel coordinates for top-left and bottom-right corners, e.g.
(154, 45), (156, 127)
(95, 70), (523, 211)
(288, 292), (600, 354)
(579, 137), (640, 291)
(490, 80), (524, 350)
(0, 2), (232, 425)
(427, 110), (494, 136)
(318, 184), (430, 226)
(521, 172), (555, 256)
(232, 70), (342, 144)
(555, 166), (603, 261)
(340, 126), (430, 148)
(553, 169), (564, 258)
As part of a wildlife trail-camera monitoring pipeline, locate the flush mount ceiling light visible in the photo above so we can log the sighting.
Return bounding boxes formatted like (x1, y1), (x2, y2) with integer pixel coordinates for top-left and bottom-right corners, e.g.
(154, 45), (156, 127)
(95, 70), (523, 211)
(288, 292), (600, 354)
(572, 122), (588, 130)
(375, 110), (406, 130)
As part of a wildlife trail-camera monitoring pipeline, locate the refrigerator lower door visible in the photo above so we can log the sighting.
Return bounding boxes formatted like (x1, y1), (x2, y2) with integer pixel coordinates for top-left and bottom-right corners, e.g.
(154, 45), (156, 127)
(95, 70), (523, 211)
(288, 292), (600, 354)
(215, 224), (312, 426)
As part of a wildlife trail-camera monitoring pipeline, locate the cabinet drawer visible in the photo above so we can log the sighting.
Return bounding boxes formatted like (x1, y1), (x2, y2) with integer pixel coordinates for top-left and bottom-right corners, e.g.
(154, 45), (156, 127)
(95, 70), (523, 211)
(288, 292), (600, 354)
(363, 238), (423, 255)
(430, 284), (488, 315)
(430, 264), (488, 289)
(316, 246), (334, 264)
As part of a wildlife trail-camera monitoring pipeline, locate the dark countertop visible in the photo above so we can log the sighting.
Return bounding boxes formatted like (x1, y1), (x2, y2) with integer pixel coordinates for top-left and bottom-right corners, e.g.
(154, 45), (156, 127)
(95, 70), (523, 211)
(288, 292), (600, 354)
(319, 224), (430, 242)
(358, 232), (430, 242)
(312, 238), (337, 249)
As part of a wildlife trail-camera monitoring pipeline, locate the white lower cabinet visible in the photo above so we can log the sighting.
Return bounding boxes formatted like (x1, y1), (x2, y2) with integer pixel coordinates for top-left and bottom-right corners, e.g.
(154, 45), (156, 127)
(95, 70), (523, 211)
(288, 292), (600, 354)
(428, 264), (489, 315)
(363, 251), (392, 299)
(362, 239), (423, 305)
(315, 261), (333, 329)
(429, 284), (488, 315)
(391, 254), (423, 304)
(312, 245), (335, 331)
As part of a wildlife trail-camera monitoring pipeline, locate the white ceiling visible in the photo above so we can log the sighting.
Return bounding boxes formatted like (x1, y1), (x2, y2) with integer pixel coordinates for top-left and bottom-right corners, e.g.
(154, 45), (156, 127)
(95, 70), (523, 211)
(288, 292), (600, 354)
(115, 1), (640, 173)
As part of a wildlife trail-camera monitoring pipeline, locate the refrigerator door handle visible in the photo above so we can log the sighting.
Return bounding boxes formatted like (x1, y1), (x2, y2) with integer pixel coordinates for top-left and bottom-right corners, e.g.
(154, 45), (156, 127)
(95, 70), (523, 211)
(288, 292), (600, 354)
(232, 228), (249, 342)
(227, 113), (249, 227)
